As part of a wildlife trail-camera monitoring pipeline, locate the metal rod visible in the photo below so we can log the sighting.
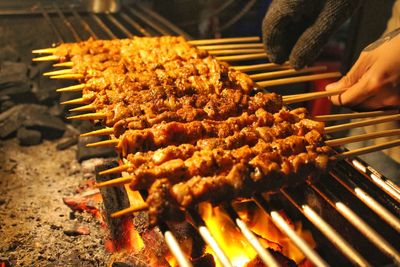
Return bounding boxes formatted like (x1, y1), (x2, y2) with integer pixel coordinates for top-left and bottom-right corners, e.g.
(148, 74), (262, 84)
(120, 12), (151, 37)
(197, 226), (233, 267)
(303, 204), (371, 267)
(164, 230), (193, 267)
(107, 14), (133, 38)
(354, 188), (400, 232)
(369, 173), (400, 203)
(281, 190), (372, 267)
(70, 7), (98, 39)
(336, 202), (400, 264)
(351, 159), (400, 203)
(53, 3), (82, 42)
(135, 4), (192, 39)
(39, 4), (64, 43)
(330, 172), (400, 232)
(90, 13), (117, 39)
(127, 6), (171, 35)
(235, 218), (280, 267)
(188, 210), (233, 267)
(309, 184), (400, 264)
(222, 205), (279, 267)
(253, 195), (329, 267)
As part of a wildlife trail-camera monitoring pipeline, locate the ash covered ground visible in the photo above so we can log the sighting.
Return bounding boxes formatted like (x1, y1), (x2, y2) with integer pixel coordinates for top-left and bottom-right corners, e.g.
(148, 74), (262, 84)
(0, 139), (111, 266)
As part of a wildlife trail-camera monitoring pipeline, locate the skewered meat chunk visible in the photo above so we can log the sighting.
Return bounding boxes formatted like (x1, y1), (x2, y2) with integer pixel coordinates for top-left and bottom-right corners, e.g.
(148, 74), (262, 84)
(117, 108), (275, 156)
(47, 36), (334, 227)
(58, 37), (259, 126)
(111, 92), (282, 136)
(147, 147), (331, 226)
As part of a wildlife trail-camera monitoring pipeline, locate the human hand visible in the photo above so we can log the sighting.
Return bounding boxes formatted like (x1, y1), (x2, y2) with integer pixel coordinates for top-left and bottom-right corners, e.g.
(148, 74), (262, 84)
(262, 0), (362, 69)
(326, 29), (400, 110)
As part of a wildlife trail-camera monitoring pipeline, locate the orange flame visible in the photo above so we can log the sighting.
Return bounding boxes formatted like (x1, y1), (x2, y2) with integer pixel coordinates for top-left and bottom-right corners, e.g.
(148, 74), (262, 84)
(199, 202), (257, 267)
(198, 201), (316, 266)
(235, 201), (315, 264)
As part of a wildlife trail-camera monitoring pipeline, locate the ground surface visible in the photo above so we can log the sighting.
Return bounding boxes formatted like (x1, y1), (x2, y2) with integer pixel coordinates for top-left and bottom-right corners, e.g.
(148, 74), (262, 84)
(0, 139), (111, 267)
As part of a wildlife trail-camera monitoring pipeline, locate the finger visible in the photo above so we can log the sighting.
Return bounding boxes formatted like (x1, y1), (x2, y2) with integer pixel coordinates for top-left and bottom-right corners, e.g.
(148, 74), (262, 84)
(290, 0), (361, 68)
(329, 71), (372, 107)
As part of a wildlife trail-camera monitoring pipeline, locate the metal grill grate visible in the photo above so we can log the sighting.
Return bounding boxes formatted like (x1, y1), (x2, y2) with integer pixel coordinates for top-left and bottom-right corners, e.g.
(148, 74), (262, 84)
(31, 3), (400, 266)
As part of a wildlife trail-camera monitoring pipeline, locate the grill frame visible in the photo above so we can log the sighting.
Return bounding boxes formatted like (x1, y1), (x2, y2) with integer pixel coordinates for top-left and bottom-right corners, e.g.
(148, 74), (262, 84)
(21, 2), (400, 266)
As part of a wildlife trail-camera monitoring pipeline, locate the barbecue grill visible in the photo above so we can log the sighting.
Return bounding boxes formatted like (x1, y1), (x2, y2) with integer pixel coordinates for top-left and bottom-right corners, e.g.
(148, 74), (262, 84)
(3, 1), (400, 266)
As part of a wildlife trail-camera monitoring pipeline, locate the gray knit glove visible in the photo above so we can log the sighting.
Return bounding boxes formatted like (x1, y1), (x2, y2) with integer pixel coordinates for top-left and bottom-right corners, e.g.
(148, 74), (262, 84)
(262, 0), (363, 69)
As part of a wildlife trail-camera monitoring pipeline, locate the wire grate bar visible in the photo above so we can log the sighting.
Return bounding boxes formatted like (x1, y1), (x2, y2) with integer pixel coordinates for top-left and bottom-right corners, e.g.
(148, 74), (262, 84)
(39, 4), (64, 43)
(53, 3), (82, 42)
(70, 6), (99, 39)
(135, 4), (192, 39)
(162, 227), (193, 267)
(188, 210), (233, 267)
(281, 190), (372, 267)
(223, 204), (280, 267)
(308, 183), (400, 265)
(107, 14), (133, 38)
(330, 172), (400, 232)
(120, 12), (151, 37)
(126, 6), (171, 36)
(253, 195), (329, 267)
(90, 13), (117, 39)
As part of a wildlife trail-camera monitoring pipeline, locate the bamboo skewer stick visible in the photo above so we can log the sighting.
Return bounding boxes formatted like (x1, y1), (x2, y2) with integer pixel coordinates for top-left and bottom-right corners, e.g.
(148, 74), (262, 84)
(32, 47), (57, 54)
(258, 72), (341, 88)
(96, 131), (400, 187)
(54, 62), (74, 67)
(69, 104), (95, 112)
(197, 43), (264, 50)
(250, 66), (327, 81)
(67, 112), (107, 120)
(32, 37), (262, 56)
(96, 176), (133, 188)
(56, 84), (86, 92)
(80, 128), (114, 137)
(111, 203), (149, 218)
(325, 114), (400, 134)
(96, 177), (132, 188)
(108, 140), (400, 216)
(336, 139), (400, 159)
(282, 89), (346, 104)
(43, 69), (73, 76)
(208, 49), (265, 56)
(99, 165), (130, 175)
(60, 98), (88, 105)
(232, 62), (290, 72)
(188, 36), (260, 45)
(51, 74), (84, 80)
(86, 139), (119, 147)
(83, 113), (400, 155)
(216, 53), (268, 62)
(32, 55), (59, 62)
(314, 110), (399, 122)
(101, 139), (400, 192)
(326, 129), (400, 147)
